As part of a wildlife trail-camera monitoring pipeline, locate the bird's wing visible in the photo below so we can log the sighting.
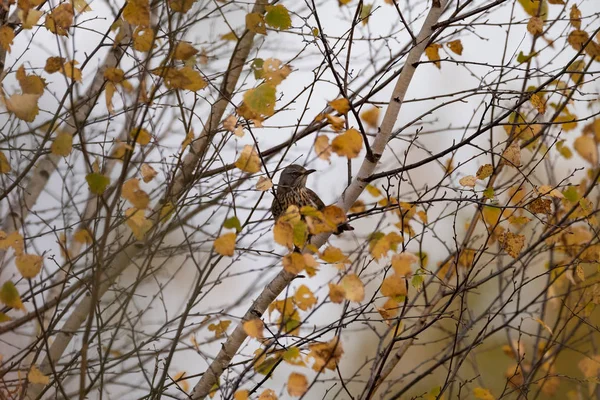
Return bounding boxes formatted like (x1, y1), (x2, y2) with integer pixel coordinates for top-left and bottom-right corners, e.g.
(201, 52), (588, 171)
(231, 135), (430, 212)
(305, 188), (326, 210)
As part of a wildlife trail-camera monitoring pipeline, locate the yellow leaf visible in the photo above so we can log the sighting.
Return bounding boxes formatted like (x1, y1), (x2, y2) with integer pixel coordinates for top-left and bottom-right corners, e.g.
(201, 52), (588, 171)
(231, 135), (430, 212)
(314, 134), (331, 160)
(28, 365), (49, 385)
(328, 283), (345, 303)
(530, 93), (546, 114)
(173, 41), (198, 60)
(130, 127), (151, 146)
(45, 3), (73, 36)
(62, 60), (82, 82)
(51, 132), (73, 156)
(446, 39), (463, 55)
(331, 128), (363, 158)
(476, 164), (493, 180)
(133, 27), (154, 52)
(234, 390), (249, 400)
(349, 199), (365, 213)
(221, 31), (238, 41)
(0, 26), (14, 52)
(499, 231), (525, 258)
(16, 254), (43, 279)
(169, 0), (194, 13)
(246, 12), (266, 35)
(283, 252), (305, 274)
(320, 246), (349, 264)
(366, 184), (381, 197)
(305, 205), (348, 235)
(473, 387), (495, 400)
(123, 0), (150, 26)
(258, 389), (277, 400)
(173, 371), (189, 393)
(104, 67), (125, 83)
(308, 338), (343, 371)
(73, 229), (93, 244)
(328, 98), (350, 114)
(125, 208), (152, 240)
(140, 163), (157, 182)
(324, 113), (345, 132)
(208, 320), (231, 338)
(72, 0), (92, 13)
(262, 58), (292, 86)
(570, 5), (581, 29)
(105, 82), (116, 114)
(425, 43), (442, 68)
(535, 317), (553, 335)
(0, 231), (24, 254)
(527, 16), (544, 35)
(5, 93), (40, 122)
(391, 252), (417, 277)
(536, 185), (564, 199)
(19, 9), (43, 30)
(459, 175), (476, 187)
(16, 65), (46, 95)
(567, 30), (588, 51)
(159, 201), (175, 224)
(235, 145), (261, 173)
(44, 57), (65, 73)
(0, 152), (12, 174)
(377, 298), (399, 322)
(578, 354), (600, 378)
(502, 142), (521, 167)
(274, 219), (294, 249)
(381, 274), (407, 299)
(287, 372), (308, 396)
(243, 319), (264, 338)
(294, 285), (317, 311)
(256, 176), (273, 191)
(155, 66), (207, 91)
(341, 273), (364, 302)
(360, 106), (380, 129)
(214, 232), (236, 256)
(121, 178), (150, 209)
(574, 135), (598, 165)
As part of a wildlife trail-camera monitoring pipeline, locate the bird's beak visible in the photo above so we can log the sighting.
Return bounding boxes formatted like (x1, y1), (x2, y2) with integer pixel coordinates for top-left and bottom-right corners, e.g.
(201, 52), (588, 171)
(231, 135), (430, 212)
(304, 169), (316, 175)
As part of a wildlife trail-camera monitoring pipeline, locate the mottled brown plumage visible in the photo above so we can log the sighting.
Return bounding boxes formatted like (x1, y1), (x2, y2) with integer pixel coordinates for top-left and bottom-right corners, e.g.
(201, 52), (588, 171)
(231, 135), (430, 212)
(271, 164), (353, 235)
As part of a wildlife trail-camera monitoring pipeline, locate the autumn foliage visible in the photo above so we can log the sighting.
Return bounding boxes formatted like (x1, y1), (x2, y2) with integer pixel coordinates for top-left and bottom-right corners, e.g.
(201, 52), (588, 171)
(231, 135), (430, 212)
(1, 0), (600, 399)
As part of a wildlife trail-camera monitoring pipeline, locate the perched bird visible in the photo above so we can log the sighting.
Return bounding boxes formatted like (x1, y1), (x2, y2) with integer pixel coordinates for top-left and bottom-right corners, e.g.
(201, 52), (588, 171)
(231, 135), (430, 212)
(271, 164), (353, 235)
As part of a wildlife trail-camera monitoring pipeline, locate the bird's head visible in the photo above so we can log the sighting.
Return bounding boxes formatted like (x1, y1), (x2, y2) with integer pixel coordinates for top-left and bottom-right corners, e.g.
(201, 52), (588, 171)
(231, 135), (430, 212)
(277, 164), (316, 191)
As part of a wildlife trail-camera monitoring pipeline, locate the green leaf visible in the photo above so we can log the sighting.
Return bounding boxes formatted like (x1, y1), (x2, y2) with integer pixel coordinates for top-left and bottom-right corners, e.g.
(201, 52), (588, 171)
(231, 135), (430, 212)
(483, 187), (495, 199)
(517, 0), (547, 19)
(223, 216), (242, 233)
(411, 270), (424, 291)
(243, 83), (276, 118)
(251, 58), (264, 79)
(293, 220), (308, 247)
(517, 51), (537, 64)
(563, 186), (580, 203)
(0, 281), (23, 309)
(86, 173), (110, 195)
(265, 4), (291, 30)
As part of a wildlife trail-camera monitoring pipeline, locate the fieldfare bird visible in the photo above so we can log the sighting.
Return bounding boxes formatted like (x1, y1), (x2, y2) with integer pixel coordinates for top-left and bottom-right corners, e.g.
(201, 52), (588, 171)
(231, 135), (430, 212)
(271, 164), (354, 235)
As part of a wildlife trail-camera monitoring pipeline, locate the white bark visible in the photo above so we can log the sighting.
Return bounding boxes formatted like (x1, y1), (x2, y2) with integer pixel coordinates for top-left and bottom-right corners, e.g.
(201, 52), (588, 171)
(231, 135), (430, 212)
(190, 1), (448, 398)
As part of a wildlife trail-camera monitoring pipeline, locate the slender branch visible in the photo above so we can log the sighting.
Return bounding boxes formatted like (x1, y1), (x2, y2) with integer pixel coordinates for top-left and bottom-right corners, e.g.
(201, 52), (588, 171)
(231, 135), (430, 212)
(189, 1), (448, 397)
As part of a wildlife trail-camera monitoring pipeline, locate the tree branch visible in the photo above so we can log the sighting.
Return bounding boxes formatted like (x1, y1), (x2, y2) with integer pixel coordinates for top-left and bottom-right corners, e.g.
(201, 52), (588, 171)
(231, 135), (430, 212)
(189, 1), (448, 397)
